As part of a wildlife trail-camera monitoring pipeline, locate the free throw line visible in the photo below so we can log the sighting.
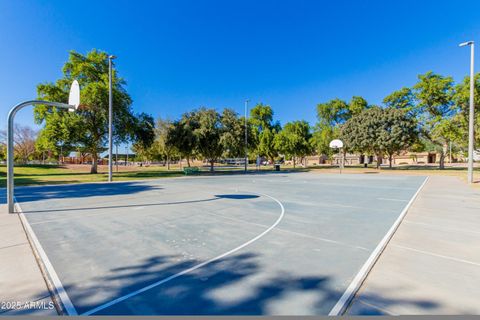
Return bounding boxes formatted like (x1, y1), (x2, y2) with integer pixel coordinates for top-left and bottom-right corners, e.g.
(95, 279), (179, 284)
(328, 176), (429, 315)
(81, 191), (285, 315)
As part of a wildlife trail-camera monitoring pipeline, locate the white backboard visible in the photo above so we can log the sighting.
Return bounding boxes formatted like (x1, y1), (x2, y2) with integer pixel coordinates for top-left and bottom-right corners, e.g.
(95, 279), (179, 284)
(68, 80), (80, 112)
(329, 139), (344, 149)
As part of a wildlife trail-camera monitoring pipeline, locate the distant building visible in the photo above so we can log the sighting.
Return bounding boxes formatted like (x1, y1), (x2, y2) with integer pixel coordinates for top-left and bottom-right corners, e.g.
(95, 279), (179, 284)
(309, 150), (463, 166)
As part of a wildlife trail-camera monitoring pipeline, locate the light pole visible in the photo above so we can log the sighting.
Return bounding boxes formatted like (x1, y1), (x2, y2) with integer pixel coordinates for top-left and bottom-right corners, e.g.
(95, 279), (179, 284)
(459, 41), (475, 184)
(108, 55), (116, 182)
(125, 144), (129, 166)
(244, 99), (249, 173)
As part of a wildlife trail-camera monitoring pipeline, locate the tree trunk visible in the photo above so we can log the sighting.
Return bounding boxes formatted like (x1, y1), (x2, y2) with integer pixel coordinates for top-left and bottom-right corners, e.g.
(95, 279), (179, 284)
(376, 153), (382, 169)
(90, 153), (98, 174)
(389, 154), (393, 168)
(293, 157), (296, 168)
(439, 151), (445, 170)
(187, 157), (191, 167)
(439, 144), (447, 170)
(210, 160), (214, 172)
(167, 155), (170, 170)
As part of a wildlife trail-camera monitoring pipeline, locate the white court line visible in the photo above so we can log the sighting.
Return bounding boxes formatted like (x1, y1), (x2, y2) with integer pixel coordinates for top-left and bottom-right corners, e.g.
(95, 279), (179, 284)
(392, 244), (480, 267)
(328, 176), (429, 316)
(14, 198), (78, 316)
(81, 191), (285, 316)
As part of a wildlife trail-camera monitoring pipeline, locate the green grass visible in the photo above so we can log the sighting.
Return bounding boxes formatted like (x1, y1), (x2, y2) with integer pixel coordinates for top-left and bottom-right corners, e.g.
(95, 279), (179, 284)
(1, 163), (478, 188)
(0, 165), (185, 187)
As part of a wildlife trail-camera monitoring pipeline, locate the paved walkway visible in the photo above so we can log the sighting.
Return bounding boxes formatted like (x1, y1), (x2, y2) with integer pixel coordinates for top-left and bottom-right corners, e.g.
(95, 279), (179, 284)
(348, 175), (480, 315)
(0, 204), (57, 315)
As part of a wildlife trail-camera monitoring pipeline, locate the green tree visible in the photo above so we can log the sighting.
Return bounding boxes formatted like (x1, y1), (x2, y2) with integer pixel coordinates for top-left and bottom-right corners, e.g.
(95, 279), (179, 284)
(275, 120), (313, 167)
(35, 49), (154, 173)
(220, 108), (244, 158)
(219, 108), (258, 160)
(250, 103), (274, 131)
(131, 113), (156, 164)
(193, 108), (223, 172)
(257, 127), (279, 166)
(152, 118), (178, 169)
(313, 97), (369, 161)
(310, 125), (337, 159)
(316, 98), (349, 127)
(377, 108), (418, 167)
(349, 96), (369, 116)
(341, 107), (383, 168)
(0, 131), (5, 161)
(166, 112), (199, 167)
(250, 103), (280, 167)
(341, 107), (418, 168)
(383, 87), (416, 114)
(453, 73), (480, 147)
(413, 71), (457, 169)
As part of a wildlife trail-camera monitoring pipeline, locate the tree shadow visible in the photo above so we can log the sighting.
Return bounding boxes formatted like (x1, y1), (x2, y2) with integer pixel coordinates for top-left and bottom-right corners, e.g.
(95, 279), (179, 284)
(18, 193), (259, 214)
(1, 181), (162, 204)
(58, 252), (441, 316)
(215, 194), (259, 200)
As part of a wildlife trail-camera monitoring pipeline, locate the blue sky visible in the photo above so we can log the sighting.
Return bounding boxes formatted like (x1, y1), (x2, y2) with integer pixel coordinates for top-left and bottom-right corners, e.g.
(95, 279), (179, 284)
(1, 0), (480, 132)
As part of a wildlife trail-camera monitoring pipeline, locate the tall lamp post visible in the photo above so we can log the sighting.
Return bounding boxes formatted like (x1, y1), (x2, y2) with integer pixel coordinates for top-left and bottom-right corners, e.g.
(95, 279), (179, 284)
(244, 99), (250, 173)
(108, 55), (116, 182)
(459, 41), (475, 184)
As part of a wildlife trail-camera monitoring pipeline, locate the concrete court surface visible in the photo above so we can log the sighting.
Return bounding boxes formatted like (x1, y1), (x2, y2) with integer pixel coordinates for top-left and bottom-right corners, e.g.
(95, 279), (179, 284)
(0, 204), (57, 315)
(9, 172), (426, 315)
(348, 175), (480, 315)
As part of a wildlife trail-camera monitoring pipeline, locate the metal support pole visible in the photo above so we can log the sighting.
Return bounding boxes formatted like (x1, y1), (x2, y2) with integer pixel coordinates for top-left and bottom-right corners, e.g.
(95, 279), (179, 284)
(244, 99), (249, 173)
(449, 141), (452, 164)
(460, 41), (475, 184)
(468, 43), (475, 184)
(7, 100), (73, 213)
(108, 56), (115, 182)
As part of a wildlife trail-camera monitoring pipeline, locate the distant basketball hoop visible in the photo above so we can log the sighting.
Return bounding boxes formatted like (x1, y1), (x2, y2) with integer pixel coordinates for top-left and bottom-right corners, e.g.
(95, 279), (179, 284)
(329, 139), (344, 149)
(329, 139), (344, 174)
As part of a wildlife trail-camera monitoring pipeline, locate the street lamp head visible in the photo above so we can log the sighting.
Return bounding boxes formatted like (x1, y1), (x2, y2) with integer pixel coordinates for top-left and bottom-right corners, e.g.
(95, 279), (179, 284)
(109, 55), (117, 59)
(459, 41), (474, 47)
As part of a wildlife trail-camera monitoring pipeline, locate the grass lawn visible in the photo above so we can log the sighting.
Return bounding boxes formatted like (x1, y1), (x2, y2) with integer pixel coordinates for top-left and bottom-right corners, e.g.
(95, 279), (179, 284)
(0, 163), (478, 188)
(0, 164), (185, 188)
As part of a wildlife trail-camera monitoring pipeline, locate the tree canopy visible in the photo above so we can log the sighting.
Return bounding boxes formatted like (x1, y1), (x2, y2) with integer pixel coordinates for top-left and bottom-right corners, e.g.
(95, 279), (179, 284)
(413, 71), (457, 168)
(35, 49), (154, 173)
(341, 107), (418, 167)
(275, 120), (313, 167)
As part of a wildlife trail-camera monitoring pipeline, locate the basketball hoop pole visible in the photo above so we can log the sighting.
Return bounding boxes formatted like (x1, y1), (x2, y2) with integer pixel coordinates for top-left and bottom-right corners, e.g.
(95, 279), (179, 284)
(7, 100), (75, 213)
(108, 55), (116, 182)
(244, 99), (249, 173)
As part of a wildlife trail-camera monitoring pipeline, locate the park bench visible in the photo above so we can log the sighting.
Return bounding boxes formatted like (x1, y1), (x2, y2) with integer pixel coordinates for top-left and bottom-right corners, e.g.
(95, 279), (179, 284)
(183, 166), (200, 175)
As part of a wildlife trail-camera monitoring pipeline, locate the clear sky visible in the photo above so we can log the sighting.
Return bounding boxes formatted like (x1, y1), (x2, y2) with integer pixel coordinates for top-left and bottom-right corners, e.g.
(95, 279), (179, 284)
(2, 0), (480, 131)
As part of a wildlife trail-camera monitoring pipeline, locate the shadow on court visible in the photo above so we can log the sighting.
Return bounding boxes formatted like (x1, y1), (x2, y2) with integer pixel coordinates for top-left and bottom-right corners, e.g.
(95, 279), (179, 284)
(63, 252), (439, 315)
(19, 193), (258, 214)
(9, 182), (162, 204)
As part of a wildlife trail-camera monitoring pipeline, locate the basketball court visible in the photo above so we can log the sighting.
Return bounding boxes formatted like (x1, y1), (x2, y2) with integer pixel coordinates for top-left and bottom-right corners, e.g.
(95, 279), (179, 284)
(8, 172), (427, 315)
